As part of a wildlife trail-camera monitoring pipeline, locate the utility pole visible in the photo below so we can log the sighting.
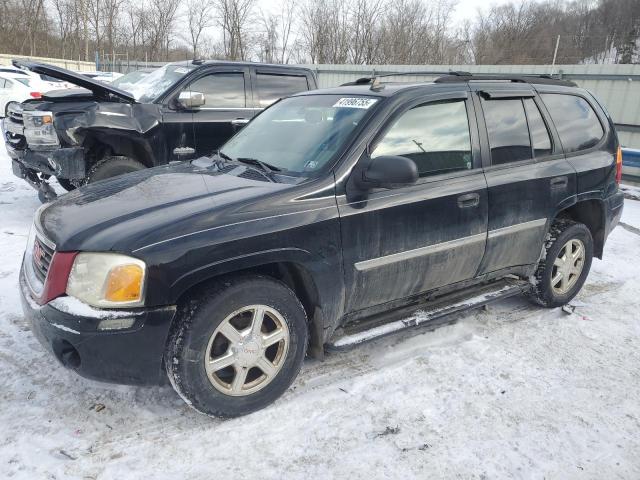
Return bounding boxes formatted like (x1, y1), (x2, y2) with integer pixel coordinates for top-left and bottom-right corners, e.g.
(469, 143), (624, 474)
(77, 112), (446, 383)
(550, 35), (560, 75)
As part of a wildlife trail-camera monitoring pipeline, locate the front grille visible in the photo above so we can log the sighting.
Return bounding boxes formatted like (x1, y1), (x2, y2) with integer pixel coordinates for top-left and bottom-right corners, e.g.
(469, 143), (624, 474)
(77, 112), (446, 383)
(32, 235), (54, 283)
(4, 102), (26, 149)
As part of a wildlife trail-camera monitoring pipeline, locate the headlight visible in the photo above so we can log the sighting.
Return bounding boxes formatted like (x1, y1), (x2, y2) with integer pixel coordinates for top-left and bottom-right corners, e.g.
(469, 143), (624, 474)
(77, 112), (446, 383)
(66, 253), (146, 308)
(22, 111), (59, 149)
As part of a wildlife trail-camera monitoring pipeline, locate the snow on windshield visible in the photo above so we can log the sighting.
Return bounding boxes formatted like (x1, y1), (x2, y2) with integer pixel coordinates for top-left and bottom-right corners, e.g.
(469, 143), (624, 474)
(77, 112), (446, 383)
(126, 64), (196, 103)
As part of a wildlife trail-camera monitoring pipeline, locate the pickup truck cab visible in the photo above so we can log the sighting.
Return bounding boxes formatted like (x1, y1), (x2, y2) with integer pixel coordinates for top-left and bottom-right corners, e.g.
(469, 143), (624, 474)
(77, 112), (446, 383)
(3, 60), (316, 201)
(20, 74), (624, 417)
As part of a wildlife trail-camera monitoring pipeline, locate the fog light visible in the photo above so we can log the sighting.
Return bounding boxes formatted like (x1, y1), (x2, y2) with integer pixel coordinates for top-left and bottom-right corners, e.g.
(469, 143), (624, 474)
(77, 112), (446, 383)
(97, 318), (136, 331)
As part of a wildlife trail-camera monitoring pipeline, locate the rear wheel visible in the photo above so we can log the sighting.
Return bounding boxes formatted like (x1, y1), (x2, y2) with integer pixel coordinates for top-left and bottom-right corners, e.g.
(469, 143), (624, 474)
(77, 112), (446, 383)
(529, 219), (593, 308)
(166, 275), (308, 417)
(86, 156), (146, 183)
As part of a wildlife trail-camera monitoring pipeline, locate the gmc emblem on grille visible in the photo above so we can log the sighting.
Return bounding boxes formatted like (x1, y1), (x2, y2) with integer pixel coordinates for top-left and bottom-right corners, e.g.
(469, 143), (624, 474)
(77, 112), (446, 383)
(33, 241), (43, 266)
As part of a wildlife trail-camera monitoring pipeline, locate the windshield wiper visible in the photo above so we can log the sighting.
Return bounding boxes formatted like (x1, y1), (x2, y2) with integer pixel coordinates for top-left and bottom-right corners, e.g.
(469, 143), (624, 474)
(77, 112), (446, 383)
(236, 157), (281, 173)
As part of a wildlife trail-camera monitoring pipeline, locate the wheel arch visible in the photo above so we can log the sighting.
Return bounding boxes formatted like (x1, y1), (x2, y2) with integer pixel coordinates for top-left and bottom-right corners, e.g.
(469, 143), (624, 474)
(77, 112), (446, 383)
(555, 198), (605, 259)
(170, 252), (328, 359)
(83, 131), (154, 168)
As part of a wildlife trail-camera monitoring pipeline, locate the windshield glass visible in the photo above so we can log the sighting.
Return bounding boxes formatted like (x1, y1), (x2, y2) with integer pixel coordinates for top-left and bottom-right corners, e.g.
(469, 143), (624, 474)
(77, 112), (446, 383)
(112, 70), (150, 90)
(221, 95), (379, 176)
(127, 64), (197, 102)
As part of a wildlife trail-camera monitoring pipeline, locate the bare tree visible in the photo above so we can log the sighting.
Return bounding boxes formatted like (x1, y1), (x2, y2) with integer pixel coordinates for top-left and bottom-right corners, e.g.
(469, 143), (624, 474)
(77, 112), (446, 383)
(216, 0), (256, 60)
(185, 0), (216, 58)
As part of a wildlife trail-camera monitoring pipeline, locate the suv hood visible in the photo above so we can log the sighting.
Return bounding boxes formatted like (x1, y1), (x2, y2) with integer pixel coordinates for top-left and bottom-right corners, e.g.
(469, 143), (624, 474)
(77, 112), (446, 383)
(13, 60), (136, 103)
(39, 162), (289, 252)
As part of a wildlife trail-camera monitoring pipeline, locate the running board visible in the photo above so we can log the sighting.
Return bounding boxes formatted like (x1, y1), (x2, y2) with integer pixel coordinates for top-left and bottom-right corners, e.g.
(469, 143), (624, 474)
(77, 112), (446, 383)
(327, 278), (529, 351)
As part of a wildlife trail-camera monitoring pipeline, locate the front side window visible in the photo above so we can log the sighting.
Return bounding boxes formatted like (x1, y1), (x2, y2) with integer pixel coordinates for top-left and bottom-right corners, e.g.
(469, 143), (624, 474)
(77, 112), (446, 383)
(256, 73), (309, 108)
(372, 100), (473, 177)
(541, 93), (604, 153)
(222, 95), (376, 175)
(483, 98), (531, 165)
(524, 98), (552, 157)
(188, 73), (246, 108)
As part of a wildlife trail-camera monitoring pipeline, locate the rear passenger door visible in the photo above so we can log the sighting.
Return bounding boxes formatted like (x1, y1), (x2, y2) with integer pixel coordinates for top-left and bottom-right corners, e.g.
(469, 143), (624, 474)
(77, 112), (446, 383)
(252, 68), (311, 109)
(473, 85), (577, 275)
(338, 92), (488, 312)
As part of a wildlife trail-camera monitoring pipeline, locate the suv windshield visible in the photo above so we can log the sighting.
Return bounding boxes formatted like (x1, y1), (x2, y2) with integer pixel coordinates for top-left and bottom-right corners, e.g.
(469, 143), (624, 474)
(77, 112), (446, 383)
(127, 64), (197, 102)
(221, 94), (379, 176)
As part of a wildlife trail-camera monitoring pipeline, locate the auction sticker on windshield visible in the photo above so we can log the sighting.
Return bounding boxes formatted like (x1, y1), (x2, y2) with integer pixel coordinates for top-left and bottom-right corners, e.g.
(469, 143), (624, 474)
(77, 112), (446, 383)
(333, 98), (378, 109)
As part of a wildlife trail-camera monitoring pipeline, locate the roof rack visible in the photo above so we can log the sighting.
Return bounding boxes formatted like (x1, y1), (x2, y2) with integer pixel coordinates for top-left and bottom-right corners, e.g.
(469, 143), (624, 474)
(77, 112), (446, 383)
(340, 71), (577, 90)
(434, 73), (577, 87)
(340, 70), (472, 90)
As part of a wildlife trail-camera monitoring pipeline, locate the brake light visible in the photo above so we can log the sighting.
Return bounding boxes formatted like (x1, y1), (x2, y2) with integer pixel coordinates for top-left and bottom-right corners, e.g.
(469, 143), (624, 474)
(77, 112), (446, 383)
(29, 92), (42, 98)
(38, 251), (77, 305)
(615, 146), (623, 184)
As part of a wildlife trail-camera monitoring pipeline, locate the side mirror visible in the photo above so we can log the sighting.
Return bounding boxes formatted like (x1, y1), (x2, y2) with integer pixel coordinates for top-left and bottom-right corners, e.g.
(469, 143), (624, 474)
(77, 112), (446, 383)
(177, 91), (205, 109)
(358, 155), (419, 190)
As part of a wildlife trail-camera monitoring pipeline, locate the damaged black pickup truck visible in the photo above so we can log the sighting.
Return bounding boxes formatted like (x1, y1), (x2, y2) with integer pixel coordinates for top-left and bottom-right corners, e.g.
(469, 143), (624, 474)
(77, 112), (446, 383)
(20, 74), (624, 417)
(3, 60), (316, 202)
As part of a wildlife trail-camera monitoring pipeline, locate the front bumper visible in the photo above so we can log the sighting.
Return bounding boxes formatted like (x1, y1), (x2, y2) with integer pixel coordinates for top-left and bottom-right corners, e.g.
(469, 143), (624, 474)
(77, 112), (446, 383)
(6, 143), (86, 179)
(20, 268), (176, 386)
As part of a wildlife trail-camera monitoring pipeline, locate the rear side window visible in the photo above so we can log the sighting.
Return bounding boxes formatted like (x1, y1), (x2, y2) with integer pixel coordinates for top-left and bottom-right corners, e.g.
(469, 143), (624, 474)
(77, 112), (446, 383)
(541, 94), (604, 153)
(523, 98), (552, 157)
(188, 73), (246, 108)
(372, 100), (473, 178)
(483, 99), (531, 165)
(256, 73), (309, 108)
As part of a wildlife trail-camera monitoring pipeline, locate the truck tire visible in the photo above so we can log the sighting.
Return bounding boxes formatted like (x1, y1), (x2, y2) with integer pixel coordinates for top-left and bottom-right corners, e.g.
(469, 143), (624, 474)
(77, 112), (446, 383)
(56, 178), (76, 192)
(166, 275), (308, 417)
(86, 156), (146, 183)
(528, 219), (593, 308)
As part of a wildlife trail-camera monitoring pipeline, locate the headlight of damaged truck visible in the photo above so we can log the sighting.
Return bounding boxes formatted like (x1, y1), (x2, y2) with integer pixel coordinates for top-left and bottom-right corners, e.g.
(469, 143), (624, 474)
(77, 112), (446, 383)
(22, 111), (60, 149)
(66, 253), (146, 308)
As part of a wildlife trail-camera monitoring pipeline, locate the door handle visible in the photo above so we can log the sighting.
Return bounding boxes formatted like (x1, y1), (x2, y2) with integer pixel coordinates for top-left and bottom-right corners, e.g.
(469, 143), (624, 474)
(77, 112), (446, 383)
(231, 118), (250, 126)
(550, 176), (568, 189)
(457, 192), (480, 208)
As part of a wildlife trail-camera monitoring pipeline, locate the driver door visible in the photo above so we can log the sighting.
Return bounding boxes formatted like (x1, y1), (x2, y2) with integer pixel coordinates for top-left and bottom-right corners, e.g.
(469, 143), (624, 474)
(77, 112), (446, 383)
(337, 92), (488, 313)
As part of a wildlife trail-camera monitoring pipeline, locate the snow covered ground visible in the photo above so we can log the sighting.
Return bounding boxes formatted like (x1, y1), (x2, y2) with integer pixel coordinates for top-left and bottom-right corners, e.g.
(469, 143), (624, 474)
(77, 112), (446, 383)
(1, 138), (640, 480)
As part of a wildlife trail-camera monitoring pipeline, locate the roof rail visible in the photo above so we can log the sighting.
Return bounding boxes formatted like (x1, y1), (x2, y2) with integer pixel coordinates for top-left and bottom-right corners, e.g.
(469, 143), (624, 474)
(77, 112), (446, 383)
(340, 70), (472, 89)
(434, 73), (577, 87)
(339, 71), (577, 89)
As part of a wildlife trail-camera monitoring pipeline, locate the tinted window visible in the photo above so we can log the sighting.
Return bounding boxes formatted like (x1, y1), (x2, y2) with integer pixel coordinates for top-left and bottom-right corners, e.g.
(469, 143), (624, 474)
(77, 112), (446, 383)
(372, 100), (472, 177)
(524, 98), (552, 157)
(188, 73), (246, 108)
(541, 94), (604, 153)
(483, 99), (531, 165)
(256, 74), (308, 108)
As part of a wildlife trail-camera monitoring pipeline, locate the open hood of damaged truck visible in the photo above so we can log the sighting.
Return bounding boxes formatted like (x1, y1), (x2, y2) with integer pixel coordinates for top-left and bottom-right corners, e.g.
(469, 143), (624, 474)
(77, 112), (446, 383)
(13, 60), (136, 103)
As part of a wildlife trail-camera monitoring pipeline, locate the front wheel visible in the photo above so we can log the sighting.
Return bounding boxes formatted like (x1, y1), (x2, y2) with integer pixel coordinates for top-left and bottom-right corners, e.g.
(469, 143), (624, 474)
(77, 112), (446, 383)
(529, 219), (593, 308)
(166, 276), (308, 417)
(86, 156), (146, 183)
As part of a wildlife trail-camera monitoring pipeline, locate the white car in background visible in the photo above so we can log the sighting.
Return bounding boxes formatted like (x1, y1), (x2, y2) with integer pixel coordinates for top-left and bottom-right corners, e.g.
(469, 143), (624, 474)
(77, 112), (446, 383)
(78, 71), (124, 83)
(0, 66), (73, 90)
(0, 73), (48, 117)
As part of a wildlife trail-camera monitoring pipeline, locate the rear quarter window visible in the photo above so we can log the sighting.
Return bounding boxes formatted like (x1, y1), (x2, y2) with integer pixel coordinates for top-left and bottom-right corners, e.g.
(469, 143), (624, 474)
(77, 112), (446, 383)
(541, 93), (604, 153)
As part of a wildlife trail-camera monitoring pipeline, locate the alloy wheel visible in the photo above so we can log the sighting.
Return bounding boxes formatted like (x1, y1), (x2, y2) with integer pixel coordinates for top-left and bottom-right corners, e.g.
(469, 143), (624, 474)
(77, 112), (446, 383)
(551, 238), (585, 295)
(204, 305), (290, 396)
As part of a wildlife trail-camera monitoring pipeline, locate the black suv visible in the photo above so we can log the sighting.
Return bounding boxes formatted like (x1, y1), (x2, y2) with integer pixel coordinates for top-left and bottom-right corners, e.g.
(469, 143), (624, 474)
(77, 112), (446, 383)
(3, 60), (316, 201)
(19, 73), (624, 417)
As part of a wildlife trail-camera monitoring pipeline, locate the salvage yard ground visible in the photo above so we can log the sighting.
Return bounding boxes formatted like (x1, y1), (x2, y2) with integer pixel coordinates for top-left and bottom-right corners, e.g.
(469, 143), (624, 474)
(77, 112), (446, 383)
(0, 134), (639, 479)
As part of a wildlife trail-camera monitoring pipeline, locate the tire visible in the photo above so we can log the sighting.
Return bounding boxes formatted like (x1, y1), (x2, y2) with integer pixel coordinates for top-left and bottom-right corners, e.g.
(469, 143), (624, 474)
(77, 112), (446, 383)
(86, 156), (146, 183)
(56, 178), (76, 192)
(528, 219), (593, 308)
(166, 275), (308, 417)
